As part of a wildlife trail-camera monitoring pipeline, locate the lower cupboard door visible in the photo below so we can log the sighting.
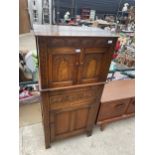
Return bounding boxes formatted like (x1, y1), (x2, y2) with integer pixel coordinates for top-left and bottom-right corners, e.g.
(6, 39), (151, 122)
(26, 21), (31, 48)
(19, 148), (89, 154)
(50, 106), (91, 140)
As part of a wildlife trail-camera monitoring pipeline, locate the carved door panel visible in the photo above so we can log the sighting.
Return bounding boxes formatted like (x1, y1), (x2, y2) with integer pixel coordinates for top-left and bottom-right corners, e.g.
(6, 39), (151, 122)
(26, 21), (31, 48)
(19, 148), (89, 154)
(74, 107), (89, 130)
(48, 47), (78, 88)
(79, 47), (112, 84)
(50, 106), (92, 140)
(55, 111), (70, 135)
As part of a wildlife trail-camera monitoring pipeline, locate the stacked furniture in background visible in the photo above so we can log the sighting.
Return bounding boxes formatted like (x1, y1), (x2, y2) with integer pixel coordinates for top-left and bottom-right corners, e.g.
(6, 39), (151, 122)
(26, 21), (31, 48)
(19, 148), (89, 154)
(34, 25), (118, 148)
(81, 8), (90, 19)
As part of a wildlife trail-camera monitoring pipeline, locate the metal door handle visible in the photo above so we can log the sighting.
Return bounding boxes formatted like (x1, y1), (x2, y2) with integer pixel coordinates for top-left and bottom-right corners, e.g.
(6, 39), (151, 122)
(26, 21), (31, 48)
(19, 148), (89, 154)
(75, 49), (81, 53)
(108, 40), (113, 44)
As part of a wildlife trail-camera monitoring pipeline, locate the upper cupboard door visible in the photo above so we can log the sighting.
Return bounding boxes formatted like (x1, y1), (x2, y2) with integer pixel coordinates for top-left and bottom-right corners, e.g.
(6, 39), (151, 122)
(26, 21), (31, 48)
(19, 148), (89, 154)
(80, 47), (113, 83)
(48, 47), (78, 88)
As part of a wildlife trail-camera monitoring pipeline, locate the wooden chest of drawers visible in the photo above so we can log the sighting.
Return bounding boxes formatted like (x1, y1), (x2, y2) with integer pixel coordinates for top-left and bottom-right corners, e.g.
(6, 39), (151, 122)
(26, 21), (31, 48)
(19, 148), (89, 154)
(34, 25), (118, 148)
(96, 79), (135, 131)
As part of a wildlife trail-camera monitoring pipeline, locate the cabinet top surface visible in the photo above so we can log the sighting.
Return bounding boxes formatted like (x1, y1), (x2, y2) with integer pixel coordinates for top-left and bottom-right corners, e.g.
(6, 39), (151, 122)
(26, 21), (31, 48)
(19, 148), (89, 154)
(33, 24), (118, 37)
(101, 79), (135, 102)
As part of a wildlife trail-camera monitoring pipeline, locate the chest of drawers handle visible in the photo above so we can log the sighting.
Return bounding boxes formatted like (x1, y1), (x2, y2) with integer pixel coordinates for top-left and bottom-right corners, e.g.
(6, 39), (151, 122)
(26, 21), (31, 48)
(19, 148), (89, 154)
(115, 103), (124, 108)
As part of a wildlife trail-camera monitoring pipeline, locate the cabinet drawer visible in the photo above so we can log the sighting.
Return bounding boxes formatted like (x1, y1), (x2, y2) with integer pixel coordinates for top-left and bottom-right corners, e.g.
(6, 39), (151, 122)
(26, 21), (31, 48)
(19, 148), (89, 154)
(81, 38), (115, 47)
(48, 37), (80, 47)
(126, 98), (135, 114)
(49, 85), (103, 110)
(98, 99), (130, 121)
(47, 37), (116, 48)
(84, 47), (109, 54)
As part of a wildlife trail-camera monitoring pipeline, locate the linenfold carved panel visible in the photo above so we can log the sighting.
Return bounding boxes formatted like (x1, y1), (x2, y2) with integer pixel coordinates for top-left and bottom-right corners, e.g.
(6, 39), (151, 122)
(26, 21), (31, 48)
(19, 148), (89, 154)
(48, 54), (76, 84)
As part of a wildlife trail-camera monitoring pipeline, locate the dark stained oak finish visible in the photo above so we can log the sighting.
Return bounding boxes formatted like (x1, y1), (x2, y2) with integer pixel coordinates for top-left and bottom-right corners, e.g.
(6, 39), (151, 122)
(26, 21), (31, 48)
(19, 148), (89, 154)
(96, 79), (135, 131)
(34, 25), (118, 148)
(48, 85), (103, 141)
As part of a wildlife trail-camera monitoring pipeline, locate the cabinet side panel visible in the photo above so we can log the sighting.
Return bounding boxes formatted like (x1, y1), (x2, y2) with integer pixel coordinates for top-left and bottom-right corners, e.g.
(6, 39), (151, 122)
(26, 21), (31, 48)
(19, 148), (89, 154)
(100, 38), (117, 81)
(86, 85), (104, 131)
(41, 92), (51, 148)
(37, 37), (48, 88)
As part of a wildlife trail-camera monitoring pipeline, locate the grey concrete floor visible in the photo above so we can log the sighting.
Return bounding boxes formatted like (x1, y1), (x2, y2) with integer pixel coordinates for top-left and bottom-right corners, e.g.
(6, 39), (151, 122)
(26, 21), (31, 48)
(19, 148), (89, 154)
(20, 118), (134, 155)
(19, 33), (135, 155)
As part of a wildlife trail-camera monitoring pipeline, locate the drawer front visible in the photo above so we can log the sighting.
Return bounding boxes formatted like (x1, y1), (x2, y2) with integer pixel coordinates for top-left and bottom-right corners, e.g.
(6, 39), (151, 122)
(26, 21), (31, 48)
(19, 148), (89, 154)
(126, 98), (135, 114)
(47, 37), (116, 48)
(98, 99), (130, 121)
(49, 85), (103, 111)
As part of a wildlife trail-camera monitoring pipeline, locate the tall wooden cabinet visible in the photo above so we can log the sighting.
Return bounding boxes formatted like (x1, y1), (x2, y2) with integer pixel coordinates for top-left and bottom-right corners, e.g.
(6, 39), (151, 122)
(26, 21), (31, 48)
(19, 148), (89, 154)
(34, 25), (118, 148)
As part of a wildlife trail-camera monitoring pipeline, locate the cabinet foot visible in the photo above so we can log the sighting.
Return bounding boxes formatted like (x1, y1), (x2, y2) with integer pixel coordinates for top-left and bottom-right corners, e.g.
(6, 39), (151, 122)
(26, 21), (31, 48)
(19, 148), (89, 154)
(86, 130), (92, 137)
(100, 124), (106, 131)
(45, 142), (51, 149)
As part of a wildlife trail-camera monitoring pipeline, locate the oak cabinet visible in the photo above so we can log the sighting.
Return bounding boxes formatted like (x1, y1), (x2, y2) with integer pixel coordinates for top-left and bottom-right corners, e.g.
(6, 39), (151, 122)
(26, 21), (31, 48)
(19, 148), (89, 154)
(34, 25), (117, 148)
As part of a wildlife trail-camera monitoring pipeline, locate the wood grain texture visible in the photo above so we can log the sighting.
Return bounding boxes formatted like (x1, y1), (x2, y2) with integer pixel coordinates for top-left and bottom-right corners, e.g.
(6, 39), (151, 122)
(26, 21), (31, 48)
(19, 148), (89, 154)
(126, 98), (135, 114)
(96, 79), (135, 130)
(36, 36), (117, 89)
(98, 99), (130, 121)
(48, 85), (103, 140)
(38, 37), (49, 89)
(35, 26), (118, 148)
(101, 79), (135, 102)
(40, 92), (51, 148)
